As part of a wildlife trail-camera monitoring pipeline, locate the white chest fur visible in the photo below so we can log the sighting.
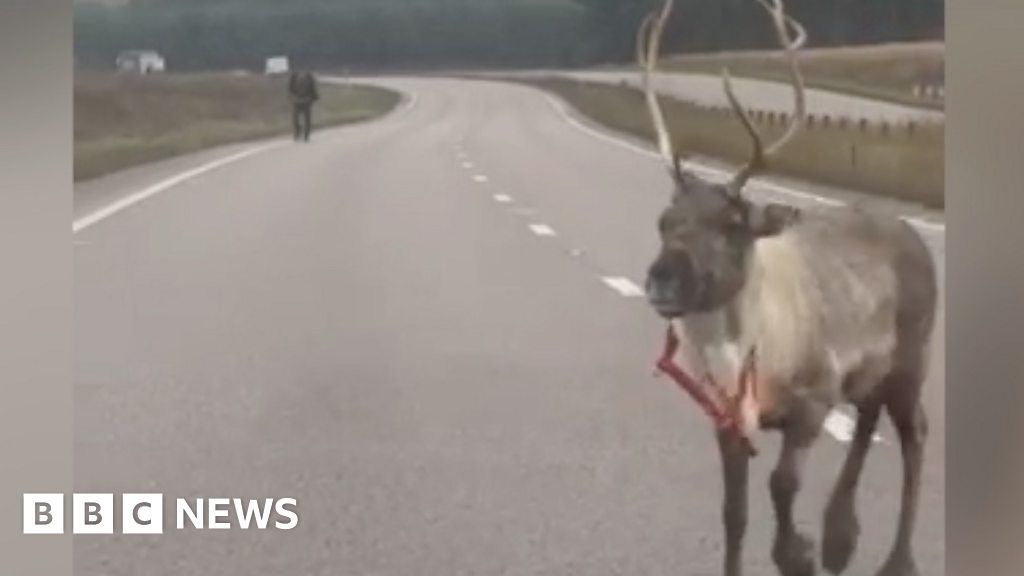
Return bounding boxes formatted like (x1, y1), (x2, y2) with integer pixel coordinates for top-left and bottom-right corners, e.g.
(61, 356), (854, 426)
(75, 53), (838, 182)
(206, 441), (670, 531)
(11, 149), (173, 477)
(674, 232), (831, 412)
(674, 229), (900, 413)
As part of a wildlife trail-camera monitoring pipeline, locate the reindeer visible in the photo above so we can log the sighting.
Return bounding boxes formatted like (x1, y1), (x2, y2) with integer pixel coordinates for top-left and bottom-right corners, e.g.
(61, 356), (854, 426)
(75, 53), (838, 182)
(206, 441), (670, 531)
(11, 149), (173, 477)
(637, 2), (937, 576)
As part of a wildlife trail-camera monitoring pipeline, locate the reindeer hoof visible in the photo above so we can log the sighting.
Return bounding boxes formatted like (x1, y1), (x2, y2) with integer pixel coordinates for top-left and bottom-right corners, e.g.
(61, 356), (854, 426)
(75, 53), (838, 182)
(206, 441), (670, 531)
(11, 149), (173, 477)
(773, 533), (816, 576)
(875, 553), (920, 576)
(822, 498), (859, 574)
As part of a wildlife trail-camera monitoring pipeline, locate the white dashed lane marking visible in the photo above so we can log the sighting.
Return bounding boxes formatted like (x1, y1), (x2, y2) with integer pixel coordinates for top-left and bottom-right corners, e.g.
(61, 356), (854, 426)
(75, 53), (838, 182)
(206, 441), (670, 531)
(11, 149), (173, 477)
(601, 277), (645, 298)
(493, 194), (513, 203)
(528, 224), (557, 237)
(473, 175), (489, 183)
(824, 409), (884, 444)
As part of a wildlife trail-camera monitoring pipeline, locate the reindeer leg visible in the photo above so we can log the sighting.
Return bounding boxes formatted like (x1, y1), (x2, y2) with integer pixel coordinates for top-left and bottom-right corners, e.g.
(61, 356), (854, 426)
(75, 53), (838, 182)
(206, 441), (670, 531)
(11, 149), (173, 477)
(822, 399), (882, 574)
(771, 406), (825, 576)
(717, 427), (750, 576)
(876, 396), (927, 576)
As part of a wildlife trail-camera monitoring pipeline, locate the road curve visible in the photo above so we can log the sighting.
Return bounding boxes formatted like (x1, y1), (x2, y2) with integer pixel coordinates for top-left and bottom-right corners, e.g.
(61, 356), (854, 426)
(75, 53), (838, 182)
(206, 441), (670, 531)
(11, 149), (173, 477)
(499, 69), (945, 124)
(74, 77), (944, 576)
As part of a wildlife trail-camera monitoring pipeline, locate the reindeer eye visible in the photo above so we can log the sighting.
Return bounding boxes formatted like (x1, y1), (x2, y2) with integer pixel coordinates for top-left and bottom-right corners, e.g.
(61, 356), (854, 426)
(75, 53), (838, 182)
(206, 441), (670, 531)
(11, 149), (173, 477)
(721, 207), (746, 228)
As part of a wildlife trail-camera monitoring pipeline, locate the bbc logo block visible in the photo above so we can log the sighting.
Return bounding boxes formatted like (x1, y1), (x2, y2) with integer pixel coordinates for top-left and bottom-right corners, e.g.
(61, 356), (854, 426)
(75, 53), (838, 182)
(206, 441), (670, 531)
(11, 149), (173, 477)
(73, 493), (114, 534)
(23, 494), (64, 535)
(122, 493), (163, 534)
(24, 493), (163, 535)
(23, 494), (298, 534)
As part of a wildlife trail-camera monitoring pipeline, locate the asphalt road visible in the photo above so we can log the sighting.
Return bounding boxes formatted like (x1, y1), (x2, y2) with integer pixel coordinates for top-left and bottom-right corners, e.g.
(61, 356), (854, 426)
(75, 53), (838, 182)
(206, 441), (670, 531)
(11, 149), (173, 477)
(499, 69), (945, 124)
(74, 77), (945, 576)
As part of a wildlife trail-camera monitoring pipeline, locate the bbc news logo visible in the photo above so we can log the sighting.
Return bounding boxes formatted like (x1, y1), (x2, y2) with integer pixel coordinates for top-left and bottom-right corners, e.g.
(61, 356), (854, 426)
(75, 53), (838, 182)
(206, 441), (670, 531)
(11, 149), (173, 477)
(23, 494), (299, 534)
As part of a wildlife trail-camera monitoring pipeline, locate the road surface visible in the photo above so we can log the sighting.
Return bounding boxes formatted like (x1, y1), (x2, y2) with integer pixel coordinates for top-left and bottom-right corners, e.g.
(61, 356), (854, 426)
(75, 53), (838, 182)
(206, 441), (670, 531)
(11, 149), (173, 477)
(74, 77), (945, 576)
(498, 69), (945, 124)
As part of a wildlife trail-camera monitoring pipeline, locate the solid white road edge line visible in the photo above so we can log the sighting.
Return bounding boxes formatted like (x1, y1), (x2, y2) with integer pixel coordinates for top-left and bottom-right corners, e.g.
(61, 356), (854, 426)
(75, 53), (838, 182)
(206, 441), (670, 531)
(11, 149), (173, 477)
(74, 85), (420, 234)
(72, 141), (285, 233)
(543, 94), (944, 236)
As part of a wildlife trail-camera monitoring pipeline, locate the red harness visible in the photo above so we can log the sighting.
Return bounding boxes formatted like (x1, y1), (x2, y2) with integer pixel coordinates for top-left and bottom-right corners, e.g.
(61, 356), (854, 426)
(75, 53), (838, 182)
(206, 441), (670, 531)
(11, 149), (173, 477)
(654, 324), (759, 456)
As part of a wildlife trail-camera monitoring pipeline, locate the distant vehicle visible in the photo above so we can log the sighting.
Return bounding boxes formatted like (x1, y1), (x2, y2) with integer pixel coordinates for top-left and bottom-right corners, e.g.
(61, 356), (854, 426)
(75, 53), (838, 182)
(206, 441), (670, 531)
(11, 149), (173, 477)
(265, 56), (290, 76)
(115, 50), (166, 74)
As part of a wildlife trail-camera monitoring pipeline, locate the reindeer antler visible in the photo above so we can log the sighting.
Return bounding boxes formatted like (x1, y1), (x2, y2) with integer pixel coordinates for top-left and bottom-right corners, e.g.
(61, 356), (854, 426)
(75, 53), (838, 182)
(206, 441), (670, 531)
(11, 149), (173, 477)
(638, 0), (685, 183)
(725, 0), (807, 196)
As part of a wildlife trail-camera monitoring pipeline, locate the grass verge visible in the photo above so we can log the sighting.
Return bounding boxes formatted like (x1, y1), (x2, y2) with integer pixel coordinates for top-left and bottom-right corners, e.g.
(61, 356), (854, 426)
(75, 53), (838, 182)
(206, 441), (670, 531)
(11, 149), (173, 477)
(524, 78), (943, 209)
(660, 42), (945, 110)
(75, 73), (401, 181)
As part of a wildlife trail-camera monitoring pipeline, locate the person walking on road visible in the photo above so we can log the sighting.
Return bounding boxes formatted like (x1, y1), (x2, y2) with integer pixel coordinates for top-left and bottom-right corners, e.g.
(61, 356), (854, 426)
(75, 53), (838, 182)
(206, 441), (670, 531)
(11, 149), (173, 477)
(288, 71), (319, 142)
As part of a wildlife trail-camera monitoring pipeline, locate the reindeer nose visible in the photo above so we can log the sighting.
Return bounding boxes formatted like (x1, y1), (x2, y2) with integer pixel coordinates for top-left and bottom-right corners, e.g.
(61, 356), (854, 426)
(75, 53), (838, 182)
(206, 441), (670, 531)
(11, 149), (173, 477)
(648, 252), (694, 286)
(648, 259), (675, 285)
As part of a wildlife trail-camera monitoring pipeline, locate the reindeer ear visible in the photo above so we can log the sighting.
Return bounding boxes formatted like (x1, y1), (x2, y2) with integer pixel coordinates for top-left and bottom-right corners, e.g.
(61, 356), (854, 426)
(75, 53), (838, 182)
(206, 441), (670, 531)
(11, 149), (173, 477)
(749, 203), (800, 236)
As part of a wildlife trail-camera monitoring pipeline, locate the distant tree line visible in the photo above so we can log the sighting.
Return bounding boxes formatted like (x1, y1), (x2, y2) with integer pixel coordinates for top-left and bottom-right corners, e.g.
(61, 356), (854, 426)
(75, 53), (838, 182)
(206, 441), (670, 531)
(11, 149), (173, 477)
(74, 0), (944, 72)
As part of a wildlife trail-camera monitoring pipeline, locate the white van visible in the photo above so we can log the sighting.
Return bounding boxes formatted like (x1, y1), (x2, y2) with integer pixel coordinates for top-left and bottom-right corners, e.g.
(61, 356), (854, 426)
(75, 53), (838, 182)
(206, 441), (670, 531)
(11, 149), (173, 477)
(264, 56), (290, 76)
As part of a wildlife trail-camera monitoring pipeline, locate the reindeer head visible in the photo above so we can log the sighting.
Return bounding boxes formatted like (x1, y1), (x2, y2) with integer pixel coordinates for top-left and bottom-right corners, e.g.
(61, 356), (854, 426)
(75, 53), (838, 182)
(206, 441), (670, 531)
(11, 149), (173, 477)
(641, 0), (807, 319)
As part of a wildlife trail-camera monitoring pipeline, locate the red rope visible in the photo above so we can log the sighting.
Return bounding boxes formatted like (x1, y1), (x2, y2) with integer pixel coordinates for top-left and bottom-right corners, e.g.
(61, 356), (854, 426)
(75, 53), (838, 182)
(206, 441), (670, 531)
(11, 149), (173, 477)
(654, 324), (758, 456)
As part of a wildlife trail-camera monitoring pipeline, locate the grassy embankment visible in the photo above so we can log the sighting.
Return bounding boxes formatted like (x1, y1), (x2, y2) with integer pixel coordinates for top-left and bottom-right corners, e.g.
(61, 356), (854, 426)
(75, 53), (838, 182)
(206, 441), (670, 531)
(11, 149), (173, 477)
(526, 78), (943, 209)
(660, 41), (945, 110)
(75, 73), (401, 181)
